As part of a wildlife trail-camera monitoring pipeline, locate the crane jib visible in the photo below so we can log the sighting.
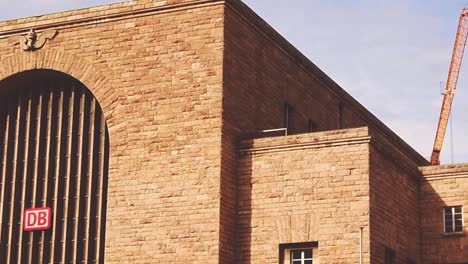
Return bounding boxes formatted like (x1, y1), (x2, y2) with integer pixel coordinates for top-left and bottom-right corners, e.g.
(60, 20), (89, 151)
(431, 9), (468, 165)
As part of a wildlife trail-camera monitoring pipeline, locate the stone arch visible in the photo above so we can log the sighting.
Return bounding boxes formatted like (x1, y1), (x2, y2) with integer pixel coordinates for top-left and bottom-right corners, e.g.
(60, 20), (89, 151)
(0, 69), (111, 263)
(0, 50), (119, 132)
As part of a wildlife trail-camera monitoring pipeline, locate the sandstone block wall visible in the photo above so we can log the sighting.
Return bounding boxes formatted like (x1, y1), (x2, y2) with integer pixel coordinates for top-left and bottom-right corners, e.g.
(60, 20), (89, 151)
(368, 131), (425, 264)
(0, 0), (447, 263)
(221, 1), (375, 262)
(0, 1), (225, 263)
(420, 164), (468, 263)
(223, 0), (367, 137)
(221, 2), (427, 262)
(236, 127), (372, 263)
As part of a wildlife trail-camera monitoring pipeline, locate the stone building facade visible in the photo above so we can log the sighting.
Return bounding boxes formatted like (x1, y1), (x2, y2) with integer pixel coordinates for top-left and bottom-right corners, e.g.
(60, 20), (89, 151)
(0, 0), (466, 263)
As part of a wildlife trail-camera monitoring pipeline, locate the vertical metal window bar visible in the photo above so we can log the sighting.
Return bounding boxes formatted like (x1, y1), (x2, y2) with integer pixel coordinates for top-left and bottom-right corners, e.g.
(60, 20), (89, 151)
(0, 72), (109, 264)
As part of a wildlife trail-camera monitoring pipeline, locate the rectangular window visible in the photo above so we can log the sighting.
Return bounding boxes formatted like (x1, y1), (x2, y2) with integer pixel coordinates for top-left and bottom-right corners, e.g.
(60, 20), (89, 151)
(384, 247), (395, 264)
(338, 102), (344, 129)
(308, 119), (316, 133)
(280, 242), (318, 264)
(444, 206), (463, 233)
(338, 103), (344, 129)
(290, 248), (313, 264)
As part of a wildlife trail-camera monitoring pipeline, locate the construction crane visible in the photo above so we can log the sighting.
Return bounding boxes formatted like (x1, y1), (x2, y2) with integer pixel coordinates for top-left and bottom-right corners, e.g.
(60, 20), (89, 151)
(431, 8), (468, 165)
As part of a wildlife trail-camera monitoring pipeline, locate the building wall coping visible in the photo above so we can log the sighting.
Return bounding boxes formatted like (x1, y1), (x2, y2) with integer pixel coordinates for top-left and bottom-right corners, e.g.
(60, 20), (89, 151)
(0, 0), (223, 38)
(239, 126), (428, 182)
(420, 163), (468, 181)
(239, 127), (371, 156)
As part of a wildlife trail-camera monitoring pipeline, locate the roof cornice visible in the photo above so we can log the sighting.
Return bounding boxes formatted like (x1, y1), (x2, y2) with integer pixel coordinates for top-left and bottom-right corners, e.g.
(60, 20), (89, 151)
(0, 0), (224, 39)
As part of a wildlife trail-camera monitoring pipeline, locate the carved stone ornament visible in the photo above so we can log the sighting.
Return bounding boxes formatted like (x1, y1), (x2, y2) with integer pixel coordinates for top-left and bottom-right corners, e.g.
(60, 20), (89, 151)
(16, 29), (58, 51)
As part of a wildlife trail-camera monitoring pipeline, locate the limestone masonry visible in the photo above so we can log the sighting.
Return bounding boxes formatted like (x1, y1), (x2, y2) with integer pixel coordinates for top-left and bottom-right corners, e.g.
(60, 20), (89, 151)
(0, 0), (466, 263)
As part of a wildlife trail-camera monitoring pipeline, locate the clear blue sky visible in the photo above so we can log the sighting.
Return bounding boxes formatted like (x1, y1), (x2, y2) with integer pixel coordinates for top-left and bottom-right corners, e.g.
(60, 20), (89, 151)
(1, 0), (467, 164)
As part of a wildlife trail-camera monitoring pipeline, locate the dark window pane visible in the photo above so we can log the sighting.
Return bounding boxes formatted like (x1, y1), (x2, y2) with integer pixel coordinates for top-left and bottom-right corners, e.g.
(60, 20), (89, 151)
(292, 261), (301, 264)
(308, 120), (316, 132)
(445, 226), (453, 232)
(454, 206), (462, 213)
(304, 260), (313, 264)
(445, 215), (453, 232)
(455, 218), (463, 232)
(292, 250), (302, 260)
(304, 249), (313, 258)
(385, 248), (395, 264)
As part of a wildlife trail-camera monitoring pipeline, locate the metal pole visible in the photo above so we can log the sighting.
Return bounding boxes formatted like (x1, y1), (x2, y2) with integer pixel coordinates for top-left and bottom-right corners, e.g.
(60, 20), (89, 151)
(360, 226), (364, 264)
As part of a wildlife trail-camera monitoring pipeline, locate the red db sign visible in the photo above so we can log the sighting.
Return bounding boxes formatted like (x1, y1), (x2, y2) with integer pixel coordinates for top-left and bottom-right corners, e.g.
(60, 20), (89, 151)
(23, 207), (51, 231)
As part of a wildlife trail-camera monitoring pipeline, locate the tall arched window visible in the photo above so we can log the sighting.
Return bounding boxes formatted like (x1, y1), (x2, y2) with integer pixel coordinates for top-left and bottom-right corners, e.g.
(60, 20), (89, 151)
(0, 70), (109, 263)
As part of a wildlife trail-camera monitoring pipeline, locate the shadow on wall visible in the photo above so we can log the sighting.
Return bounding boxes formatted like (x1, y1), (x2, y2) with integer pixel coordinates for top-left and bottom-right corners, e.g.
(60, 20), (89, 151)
(419, 173), (468, 264)
(236, 138), (253, 264)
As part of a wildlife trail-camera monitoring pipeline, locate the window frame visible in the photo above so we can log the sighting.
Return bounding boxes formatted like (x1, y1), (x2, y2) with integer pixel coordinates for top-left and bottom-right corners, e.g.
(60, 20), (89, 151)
(308, 119), (317, 133)
(338, 102), (344, 129)
(290, 248), (313, 264)
(279, 242), (318, 264)
(443, 205), (464, 234)
(384, 247), (395, 264)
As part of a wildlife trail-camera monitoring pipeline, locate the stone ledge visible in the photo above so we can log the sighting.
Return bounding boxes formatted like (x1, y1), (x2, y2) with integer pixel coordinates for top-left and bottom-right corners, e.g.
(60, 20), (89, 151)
(420, 163), (468, 181)
(239, 127), (370, 156)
